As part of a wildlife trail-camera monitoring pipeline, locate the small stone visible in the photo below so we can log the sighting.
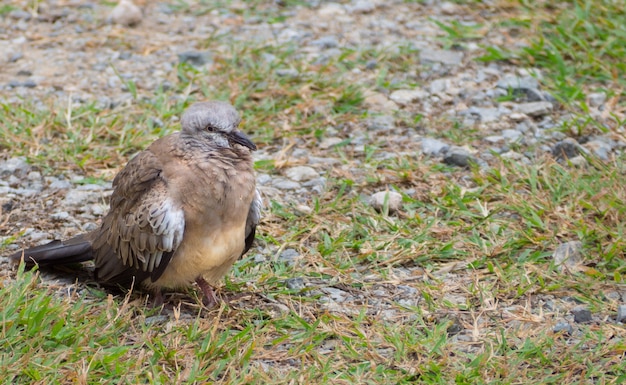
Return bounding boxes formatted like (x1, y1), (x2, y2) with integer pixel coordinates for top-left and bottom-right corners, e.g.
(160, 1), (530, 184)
(583, 139), (613, 160)
(0, 157), (30, 177)
(497, 75), (539, 91)
(617, 304), (626, 323)
(440, 2), (458, 15)
(553, 138), (582, 160)
(109, 0), (142, 27)
(514, 101), (553, 117)
(421, 138), (449, 156)
(319, 137), (343, 149)
(310, 36), (339, 49)
(571, 307), (592, 324)
(63, 190), (96, 206)
(389, 89), (428, 106)
(587, 92), (606, 107)
(366, 115), (395, 131)
(178, 51), (212, 67)
(51, 211), (71, 221)
(363, 90), (398, 112)
(9, 9), (32, 20)
(275, 68), (299, 77)
(553, 241), (583, 271)
(348, 0), (376, 13)
(443, 147), (476, 168)
(369, 191), (403, 214)
(294, 204), (313, 215)
(429, 78), (450, 94)
(278, 248), (300, 265)
(467, 107), (501, 123)
(9, 52), (23, 63)
(419, 48), (464, 66)
(285, 277), (305, 290)
(501, 129), (522, 142)
(272, 179), (301, 190)
(285, 166), (320, 182)
(553, 321), (573, 334)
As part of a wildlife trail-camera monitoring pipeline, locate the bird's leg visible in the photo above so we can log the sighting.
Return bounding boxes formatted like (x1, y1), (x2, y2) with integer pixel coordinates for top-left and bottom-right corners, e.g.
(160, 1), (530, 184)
(151, 289), (164, 308)
(195, 277), (218, 308)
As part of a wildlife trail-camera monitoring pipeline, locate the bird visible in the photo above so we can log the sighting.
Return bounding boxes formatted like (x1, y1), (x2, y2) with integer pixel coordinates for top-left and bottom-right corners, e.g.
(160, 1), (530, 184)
(7, 101), (262, 307)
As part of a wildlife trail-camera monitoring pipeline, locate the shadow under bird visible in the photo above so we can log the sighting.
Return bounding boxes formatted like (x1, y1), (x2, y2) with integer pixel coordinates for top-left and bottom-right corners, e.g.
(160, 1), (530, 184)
(6, 101), (262, 307)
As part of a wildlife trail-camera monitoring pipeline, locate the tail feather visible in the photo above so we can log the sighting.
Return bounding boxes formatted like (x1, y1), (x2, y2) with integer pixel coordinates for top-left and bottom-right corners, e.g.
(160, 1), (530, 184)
(7, 234), (94, 267)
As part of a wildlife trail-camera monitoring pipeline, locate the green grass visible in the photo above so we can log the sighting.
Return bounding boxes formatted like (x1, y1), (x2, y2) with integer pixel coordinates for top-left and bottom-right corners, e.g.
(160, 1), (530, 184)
(1, 0), (626, 383)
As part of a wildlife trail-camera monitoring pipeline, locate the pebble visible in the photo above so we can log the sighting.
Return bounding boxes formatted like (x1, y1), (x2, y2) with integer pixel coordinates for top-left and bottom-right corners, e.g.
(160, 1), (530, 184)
(552, 241), (583, 271)
(443, 147), (476, 168)
(571, 307), (593, 324)
(177, 51), (212, 67)
(285, 277), (306, 291)
(369, 191), (403, 213)
(553, 138), (582, 160)
(366, 115), (395, 131)
(389, 89), (428, 105)
(421, 138), (450, 156)
(587, 92), (606, 107)
(285, 166), (320, 182)
(278, 248), (300, 265)
(0, 157), (30, 177)
(553, 321), (573, 334)
(109, 0), (142, 27)
(275, 68), (299, 77)
(514, 101), (553, 117)
(309, 36), (339, 49)
(272, 179), (301, 190)
(419, 48), (464, 66)
(617, 305), (626, 323)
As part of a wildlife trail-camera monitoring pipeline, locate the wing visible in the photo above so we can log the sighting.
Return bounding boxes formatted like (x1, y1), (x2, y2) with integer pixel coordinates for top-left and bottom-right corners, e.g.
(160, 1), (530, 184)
(242, 188), (262, 256)
(93, 147), (185, 284)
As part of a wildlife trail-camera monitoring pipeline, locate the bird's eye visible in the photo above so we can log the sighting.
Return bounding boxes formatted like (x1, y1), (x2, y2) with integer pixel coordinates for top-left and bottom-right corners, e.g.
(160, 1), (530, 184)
(205, 124), (216, 132)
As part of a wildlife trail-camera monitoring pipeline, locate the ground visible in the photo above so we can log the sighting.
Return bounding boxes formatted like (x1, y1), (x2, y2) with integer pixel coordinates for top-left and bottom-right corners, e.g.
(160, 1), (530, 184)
(0, 0), (625, 384)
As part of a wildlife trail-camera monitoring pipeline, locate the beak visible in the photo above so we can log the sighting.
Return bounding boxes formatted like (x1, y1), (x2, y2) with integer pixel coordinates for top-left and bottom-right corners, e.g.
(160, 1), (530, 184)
(229, 130), (257, 151)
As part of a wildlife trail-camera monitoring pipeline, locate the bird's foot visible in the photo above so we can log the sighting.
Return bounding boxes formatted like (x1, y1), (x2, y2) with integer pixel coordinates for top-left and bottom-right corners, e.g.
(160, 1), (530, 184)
(150, 290), (165, 308)
(195, 277), (219, 308)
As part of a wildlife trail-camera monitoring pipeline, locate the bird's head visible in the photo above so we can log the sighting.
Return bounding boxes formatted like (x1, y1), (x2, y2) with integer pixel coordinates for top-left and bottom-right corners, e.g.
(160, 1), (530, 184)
(180, 101), (257, 151)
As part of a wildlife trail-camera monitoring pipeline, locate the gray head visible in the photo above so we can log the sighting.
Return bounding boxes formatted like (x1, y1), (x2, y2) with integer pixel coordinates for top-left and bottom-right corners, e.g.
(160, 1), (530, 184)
(180, 101), (256, 150)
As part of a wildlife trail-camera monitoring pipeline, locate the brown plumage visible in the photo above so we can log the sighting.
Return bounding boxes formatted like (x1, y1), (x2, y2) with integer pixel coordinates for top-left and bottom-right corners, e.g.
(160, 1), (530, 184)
(7, 101), (262, 307)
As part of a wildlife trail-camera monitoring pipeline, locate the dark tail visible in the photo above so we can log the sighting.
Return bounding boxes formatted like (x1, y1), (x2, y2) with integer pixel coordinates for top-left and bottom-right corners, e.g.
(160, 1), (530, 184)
(7, 233), (94, 267)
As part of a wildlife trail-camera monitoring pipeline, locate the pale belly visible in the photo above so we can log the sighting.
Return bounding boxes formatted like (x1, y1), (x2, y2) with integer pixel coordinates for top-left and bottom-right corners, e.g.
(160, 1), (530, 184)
(146, 223), (246, 289)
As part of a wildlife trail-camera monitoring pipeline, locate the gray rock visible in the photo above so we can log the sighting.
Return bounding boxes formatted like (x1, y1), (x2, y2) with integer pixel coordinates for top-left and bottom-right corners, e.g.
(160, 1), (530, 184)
(419, 48), (464, 66)
(177, 51), (212, 67)
(584, 139), (613, 160)
(389, 89), (428, 105)
(369, 191), (403, 213)
(587, 92), (606, 107)
(366, 115), (395, 131)
(9, 9), (32, 20)
(443, 147), (476, 168)
(553, 321), (573, 334)
(51, 211), (71, 221)
(466, 107), (501, 123)
(617, 304), (626, 323)
(285, 277), (306, 290)
(278, 248), (300, 265)
(553, 241), (583, 271)
(429, 78), (450, 94)
(319, 137), (343, 149)
(572, 307), (592, 324)
(9, 52), (23, 63)
(275, 68), (299, 77)
(63, 190), (97, 206)
(501, 129), (522, 142)
(285, 166), (320, 182)
(272, 178), (301, 190)
(321, 287), (350, 302)
(553, 138), (582, 160)
(309, 36), (339, 49)
(348, 0), (376, 13)
(496, 75), (544, 101)
(0, 157), (30, 177)
(109, 0), (143, 27)
(514, 101), (553, 117)
(421, 138), (449, 156)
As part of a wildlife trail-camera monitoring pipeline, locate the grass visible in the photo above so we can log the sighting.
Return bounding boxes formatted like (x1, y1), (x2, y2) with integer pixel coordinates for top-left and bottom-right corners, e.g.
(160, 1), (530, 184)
(1, 0), (626, 383)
